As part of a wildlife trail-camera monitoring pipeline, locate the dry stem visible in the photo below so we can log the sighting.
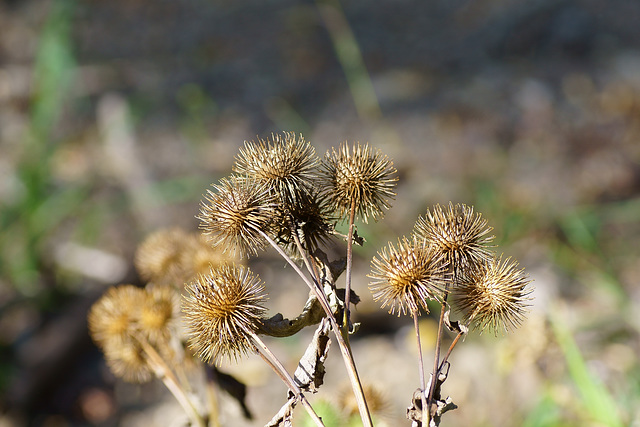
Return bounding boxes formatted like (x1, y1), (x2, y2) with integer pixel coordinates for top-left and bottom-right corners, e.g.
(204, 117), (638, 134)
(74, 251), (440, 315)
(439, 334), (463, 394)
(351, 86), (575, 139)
(255, 227), (373, 427)
(250, 333), (325, 427)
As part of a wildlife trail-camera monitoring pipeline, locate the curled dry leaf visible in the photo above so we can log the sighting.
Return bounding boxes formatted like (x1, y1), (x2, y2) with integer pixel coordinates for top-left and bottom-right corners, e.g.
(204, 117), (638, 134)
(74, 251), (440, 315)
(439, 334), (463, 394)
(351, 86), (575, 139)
(294, 318), (331, 393)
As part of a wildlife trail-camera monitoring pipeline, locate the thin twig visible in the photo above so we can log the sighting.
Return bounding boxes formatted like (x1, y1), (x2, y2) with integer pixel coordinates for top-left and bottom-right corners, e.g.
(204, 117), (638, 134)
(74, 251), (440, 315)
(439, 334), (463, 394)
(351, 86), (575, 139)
(427, 297), (447, 423)
(438, 331), (464, 373)
(203, 365), (221, 427)
(413, 310), (429, 427)
(254, 227), (373, 427)
(290, 227), (324, 297)
(250, 333), (325, 427)
(343, 198), (357, 333)
(140, 340), (206, 427)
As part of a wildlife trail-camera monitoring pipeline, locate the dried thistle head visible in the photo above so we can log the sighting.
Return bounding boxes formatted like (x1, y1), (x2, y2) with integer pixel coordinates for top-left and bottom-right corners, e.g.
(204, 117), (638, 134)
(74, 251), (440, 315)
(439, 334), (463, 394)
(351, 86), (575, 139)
(233, 132), (318, 205)
(184, 233), (244, 278)
(134, 228), (192, 285)
(320, 142), (397, 223)
(103, 338), (154, 383)
(88, 285), (156, 383)
(273, 188), (335, 255)
(182, 264), (268, 364)
(88, 284), (145, 350)
(139, 284), (179, 346)
(368, 237), (446, 316)
(453, 255), (532, 334)
(198, 175), (276, 258)
(413, 202), (494, 277)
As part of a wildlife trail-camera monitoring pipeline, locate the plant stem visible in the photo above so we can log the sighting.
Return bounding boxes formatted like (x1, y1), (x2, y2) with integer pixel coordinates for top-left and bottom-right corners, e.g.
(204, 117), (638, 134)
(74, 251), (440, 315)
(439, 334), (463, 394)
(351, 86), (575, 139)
(255, 228), (373, 427)
(413, 310), (429, 427)
(343, 198), (357, 333)
(203, 365), (220, 427)
(140, 340), (206, 427)
(438, 331), (464, 372)
(291, 228), (324, 297)
(250, 333), (325, 427)
(426, 297), (447, 424)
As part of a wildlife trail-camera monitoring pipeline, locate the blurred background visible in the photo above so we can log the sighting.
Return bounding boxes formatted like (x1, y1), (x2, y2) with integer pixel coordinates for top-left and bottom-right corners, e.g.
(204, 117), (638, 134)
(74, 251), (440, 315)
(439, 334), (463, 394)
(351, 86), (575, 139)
(1, 0), (639, 426)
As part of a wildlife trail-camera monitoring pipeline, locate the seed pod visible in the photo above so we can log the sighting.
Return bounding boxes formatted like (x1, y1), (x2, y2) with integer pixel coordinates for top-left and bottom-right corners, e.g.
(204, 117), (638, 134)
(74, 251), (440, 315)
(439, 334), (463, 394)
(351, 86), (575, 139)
(320, 142), (397, 223)
(183, 264), (268, 364)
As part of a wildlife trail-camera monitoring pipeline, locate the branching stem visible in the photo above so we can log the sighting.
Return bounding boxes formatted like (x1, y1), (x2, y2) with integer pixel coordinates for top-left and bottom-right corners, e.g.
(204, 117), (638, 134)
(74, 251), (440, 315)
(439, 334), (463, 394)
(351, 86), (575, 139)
(427, 296), (448, 423)
(438, 331), (464, 372)
(255, 227), (373, 427)
(250, 333), (325, 427)
(139, 339), (206, 427)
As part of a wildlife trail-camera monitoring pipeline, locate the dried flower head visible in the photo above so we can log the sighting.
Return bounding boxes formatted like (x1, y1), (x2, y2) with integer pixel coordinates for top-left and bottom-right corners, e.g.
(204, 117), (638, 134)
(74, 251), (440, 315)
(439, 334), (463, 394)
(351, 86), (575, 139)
(368, 237), (446, 316)
(139, 284), (179, 345)
(413, 202), (494, 277)
(88, 284), (145, 350)
(233, 132), (318, 205)
(88, 285), (156, 383)
(134, 228), (191, 284)
(198, 176), (276, 258)
(183, 264), (268, 364)
(320, 142), (397, 223)
(103, 338), (154, 383)
(185, 233), (244, 278)
(453, 255), (532, 334)
(273, 188), (335, 255)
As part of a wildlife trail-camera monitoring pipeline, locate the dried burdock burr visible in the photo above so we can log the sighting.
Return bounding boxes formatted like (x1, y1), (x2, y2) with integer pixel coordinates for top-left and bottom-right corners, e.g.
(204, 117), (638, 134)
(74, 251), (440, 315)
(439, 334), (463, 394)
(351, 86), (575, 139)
(102, 338), (155, 383)
(340, 383), (390, 420)
(368, 236), (447, 316)
(88, 284), (145, 350)
(135, 228), (241, 288)
(139, 283), (179, 346)
(184, 232), (243, 278)
(453, 255), (533, 334)
(233, 132), (318, 206)
(134, 228), (191, 284)
(88, 285), (154, 383)
(319, 141), (397, 224)
(198, 175), (276, 258)
(182, 264), (268, 364)
(413, 202), (495, 279)
(273, 188), (335, 256)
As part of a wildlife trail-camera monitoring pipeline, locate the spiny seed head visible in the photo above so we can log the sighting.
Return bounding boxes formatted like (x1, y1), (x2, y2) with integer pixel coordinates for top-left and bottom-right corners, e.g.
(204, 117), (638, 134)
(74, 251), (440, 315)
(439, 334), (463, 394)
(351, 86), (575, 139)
(136, 228), (242, 287)
(368, 236), (447, 316)
(103, 338), (154, 383)
(198, 175), (276, 259)
(88, 285), (157, 383)
(273, 188), (335, 256)
(134, 228), (191, 284)
(233, 132), (318, 205)
(185, 233), (244, 278)
(182, 264), (268, 364)
(88, 284), (145, 350)
(413, 202), (494, 276)
(320, 142), (398, 224)
(453, 255), (533, 335)
(139, 284), (179, 345)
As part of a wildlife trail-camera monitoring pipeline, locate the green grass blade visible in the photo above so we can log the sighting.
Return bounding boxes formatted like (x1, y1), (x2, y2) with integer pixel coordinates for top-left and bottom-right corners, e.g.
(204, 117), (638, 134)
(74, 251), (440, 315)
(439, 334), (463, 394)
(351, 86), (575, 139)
(549, 308), (624, 427)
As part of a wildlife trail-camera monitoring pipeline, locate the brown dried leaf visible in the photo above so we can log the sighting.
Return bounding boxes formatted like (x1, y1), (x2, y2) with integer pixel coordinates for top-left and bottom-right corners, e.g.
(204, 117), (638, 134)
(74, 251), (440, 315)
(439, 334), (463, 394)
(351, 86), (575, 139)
(294, 318), (331, 393)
